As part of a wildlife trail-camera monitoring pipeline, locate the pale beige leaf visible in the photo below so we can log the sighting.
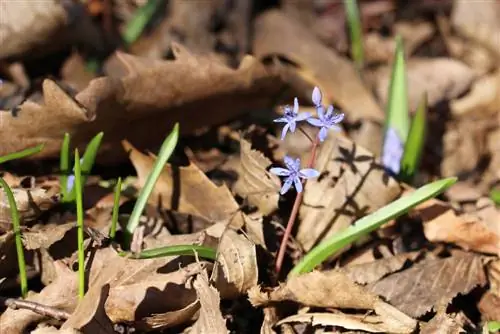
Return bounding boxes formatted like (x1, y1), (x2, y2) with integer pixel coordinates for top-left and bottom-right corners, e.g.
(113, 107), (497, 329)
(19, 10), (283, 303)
(368, 251), (487, 317)
(451, 71), (500, 117)
(297, 134), (401, 251)
(214, 229), (258, 299)
(420, 313), (466, 334)
(234, 138), (280, 215)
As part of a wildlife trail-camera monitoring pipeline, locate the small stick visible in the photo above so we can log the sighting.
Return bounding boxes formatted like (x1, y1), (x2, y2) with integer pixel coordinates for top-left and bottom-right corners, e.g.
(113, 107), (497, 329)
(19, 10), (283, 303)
(0, 296), (70, 320)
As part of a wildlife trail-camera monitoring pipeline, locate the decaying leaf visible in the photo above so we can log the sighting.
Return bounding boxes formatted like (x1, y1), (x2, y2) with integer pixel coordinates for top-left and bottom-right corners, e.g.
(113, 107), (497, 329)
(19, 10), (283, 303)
(0, 44), (283, 163)
(189, 271), (228, 334)
(249, 269), (416, 333)
(451, 71), (500, 117)
(420, 313), (466, 334)
(234, 138), (280, 215)
(297, 134), (402, 251)
(253, 9), (384, 123)
(214, 229), (258, 299)
(124, 141), (244, 229)
(368, 251), (487, 317)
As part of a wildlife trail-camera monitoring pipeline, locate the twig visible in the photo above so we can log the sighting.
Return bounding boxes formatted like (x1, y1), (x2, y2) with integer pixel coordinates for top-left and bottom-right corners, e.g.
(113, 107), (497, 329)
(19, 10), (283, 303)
(0, 296), (70, 320)
(275, 136), (321, 274)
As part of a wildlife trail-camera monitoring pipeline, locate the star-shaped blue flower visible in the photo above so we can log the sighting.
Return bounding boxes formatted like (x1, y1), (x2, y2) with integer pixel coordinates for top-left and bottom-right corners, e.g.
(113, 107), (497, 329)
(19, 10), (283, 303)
(307, 87), (344, 142)
(274, 98), (311, 140)
(270, 156), (319, 194)
(382, 127), (404, 175)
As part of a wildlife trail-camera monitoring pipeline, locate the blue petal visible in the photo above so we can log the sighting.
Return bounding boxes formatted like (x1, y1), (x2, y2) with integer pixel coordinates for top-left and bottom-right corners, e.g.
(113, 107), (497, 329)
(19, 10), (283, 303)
(293, 97), (299, 114)
(281, 176), (294, 194)
(329, 112), (344, 124)
(325, 105), (334, 118)
(270, 167), (291, 176)
(289, 120), (297, 133)
(317, 105), (325, 120)
(284, 155), (295, 169)
(318, 127), (328, 142)
(312, 86), (322, 106)
(280, 123), (290, 140)
(307, 118), (323, 127)
(66, 175), (75, 193)
(273, 117), (288, 123)
(299, 168), (320, 179)
(293, 158), (301, 172)
(296, 112), (311, 121)
(294, 176), (303, 193)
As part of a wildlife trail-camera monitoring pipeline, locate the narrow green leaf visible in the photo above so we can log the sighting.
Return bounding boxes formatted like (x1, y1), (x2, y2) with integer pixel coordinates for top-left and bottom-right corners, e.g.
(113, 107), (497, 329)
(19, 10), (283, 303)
(385, 36), (409, 143)
(125, 123), (179, 244)
(400, 93), (427, 182)
(490, 189), (500, 206)
(123, 0), (161, 45)
(109, 177), (122, 241)
(488, 321), (500, 332)
(344, 0), (364, 69)
(0, 144), (44, 165)
(60, 133), (71, 200)
(290, 177), (457, 276)
(119, 245), (217, 261)
(0, 178), (28, 298)
(74, 150), (85, 300)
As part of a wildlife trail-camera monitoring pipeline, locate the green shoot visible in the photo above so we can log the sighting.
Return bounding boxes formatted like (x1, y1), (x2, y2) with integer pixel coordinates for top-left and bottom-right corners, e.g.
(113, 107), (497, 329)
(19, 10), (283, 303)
(0, 178), (28, 298)
(123, 0), (162, 45)
(344, 0), (364, 69)
(60, 133), (71, 200)
(488, 321), (500, 332)
(109, 177), (122, 241)
(125, 123), (179, 245)
(400, 93), (427, 182)
(119, 244), (217, 260)
(74, 150), (85, 300)
(384, 36), (409, 144)
(490, 189), (500, 206)
(0, 144), (44, 165)
(290, 177), (457, 276)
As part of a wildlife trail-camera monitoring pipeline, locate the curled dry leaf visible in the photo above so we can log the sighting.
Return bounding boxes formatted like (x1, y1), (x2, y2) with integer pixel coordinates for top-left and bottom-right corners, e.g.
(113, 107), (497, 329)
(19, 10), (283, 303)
(373, 58), (475, 112)
(0, 262), (78, 334)
(367, 251), (487, 318)
(248, 270), (416, 332)
(124, 141), (244, 229)
(234, 138), (280, 216)
(253, 9), (384, 123)
(297, 134), (401, 251)
(214, 229), (258, 299)
(451, 70), (500, 117)
(0, 44), (283, 163)
(189, 271), (228, 334)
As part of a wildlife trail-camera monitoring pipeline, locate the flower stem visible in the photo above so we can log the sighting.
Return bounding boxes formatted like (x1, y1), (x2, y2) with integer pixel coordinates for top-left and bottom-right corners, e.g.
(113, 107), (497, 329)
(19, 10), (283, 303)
(275, 135), (321, 275)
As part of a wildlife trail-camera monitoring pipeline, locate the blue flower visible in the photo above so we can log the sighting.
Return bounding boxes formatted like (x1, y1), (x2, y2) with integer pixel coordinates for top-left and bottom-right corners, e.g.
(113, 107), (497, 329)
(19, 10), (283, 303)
(270, 156), (320, 194)
(274, 98), (311, 140)
(382, 127), (404, 175)
(66, 157), (84, 194)
(307, 87), (344, 142)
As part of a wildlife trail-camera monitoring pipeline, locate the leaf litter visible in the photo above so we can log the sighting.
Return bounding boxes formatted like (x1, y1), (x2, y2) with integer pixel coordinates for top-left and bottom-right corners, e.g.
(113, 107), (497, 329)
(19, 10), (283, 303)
(1, 1), (500, 333)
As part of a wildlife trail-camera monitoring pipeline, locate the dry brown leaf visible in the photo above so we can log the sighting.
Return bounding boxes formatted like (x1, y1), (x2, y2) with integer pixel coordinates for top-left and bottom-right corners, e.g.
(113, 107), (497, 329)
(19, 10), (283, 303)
(0, 262), (78, 334)
(234, 138), (280, 215)
(373, 58), (475, 113)
(253, 10), (384, 123)
(249, 270), (416, 332)
(478, 292), (500, 321)
(189, 271), (228, 334)
(296, 134), (401, 251)
(451, 71), (500, 117)
(0, 1), (68, 59)
(420, 313), (465, 334)
(214, 229), (258, 299)
(344, 252), (420, 285)
(0, 44), (283, 163)
(124, 140), (244, 228)
(31, 326), (80, 334)
(277, 312), (414, 334)
(368, 251), (487, 318)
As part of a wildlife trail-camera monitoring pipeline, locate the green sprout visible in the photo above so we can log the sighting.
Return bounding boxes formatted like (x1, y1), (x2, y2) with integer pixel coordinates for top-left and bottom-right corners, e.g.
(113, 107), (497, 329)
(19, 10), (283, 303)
(290, 177), (457, 276)
(109, 177), (122, 241)
(344, 0), (364, 69)
(73, 150), (85, 300)
(488, 321), (500, 333)
(123, 0), (162, 45)
(0, 144), (44, 164)
(124, 123), (179, 246)
(119, 244), (217, 260)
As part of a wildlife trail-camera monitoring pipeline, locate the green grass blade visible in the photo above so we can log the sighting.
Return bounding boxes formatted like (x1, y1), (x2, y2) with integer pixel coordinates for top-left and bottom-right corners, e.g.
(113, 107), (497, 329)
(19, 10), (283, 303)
(344, 0), (364, 69)
(0, 178), (28, 298)
(488, 321), (500, 332)
(65, 132), (103, 202)
(119, 245), (217, 260)
(123, 0), (161, 45)
(400, 93), (427, 182)
(0, 144), (44, 165)
(385, 36), (409, 143)
(290, 177), (457, 276)
(60, 133), (71, 200)
(125, 123), (179, 244)
(74, 150), (85, 300)
(109, 177), (122, 241)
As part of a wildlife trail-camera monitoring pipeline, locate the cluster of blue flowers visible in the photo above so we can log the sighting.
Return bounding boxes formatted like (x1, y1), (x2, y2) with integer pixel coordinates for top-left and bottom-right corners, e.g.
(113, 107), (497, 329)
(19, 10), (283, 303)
(270, 87), (344, 195)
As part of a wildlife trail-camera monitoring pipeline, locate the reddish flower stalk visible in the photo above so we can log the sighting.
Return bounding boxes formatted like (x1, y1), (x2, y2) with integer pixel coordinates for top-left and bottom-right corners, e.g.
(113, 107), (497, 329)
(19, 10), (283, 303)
(275, 135), (321, 274)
